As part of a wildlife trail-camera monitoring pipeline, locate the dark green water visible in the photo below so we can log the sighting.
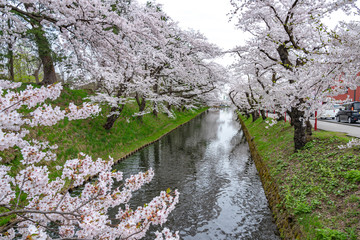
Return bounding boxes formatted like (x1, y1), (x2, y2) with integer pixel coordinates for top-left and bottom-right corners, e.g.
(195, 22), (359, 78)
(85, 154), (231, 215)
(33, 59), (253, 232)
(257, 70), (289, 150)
(112, 109), (280, 239)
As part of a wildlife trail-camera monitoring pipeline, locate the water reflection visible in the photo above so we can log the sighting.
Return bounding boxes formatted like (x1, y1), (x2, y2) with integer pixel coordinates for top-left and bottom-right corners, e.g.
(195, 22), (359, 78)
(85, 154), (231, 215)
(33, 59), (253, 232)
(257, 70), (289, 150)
(112, 109), (279, 239)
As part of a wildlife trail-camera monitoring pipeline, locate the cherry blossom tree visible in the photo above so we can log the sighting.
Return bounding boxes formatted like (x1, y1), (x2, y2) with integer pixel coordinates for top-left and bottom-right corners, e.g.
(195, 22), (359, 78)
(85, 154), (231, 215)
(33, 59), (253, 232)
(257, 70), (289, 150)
(86, 3), (225, 128)
(1, 0), (224, 130)
(332, 19), (360, 86)
(0, 0), (138, 85)
(229, 0), (358, 150)
(228, 42), (280, 121)
(0, 80), (179, 239)
(147, 29), (225, 113)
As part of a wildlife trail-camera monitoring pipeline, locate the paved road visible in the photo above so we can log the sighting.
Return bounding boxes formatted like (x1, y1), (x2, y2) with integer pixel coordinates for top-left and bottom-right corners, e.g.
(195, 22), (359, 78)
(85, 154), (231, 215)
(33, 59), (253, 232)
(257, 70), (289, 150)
(267, 114), (360, 138)
(310, 119), (360, 138)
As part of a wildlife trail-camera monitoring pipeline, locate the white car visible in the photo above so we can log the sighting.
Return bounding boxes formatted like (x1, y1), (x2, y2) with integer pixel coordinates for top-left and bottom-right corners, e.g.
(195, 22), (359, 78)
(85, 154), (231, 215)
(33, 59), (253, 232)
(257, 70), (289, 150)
(318, 104), (341, 119)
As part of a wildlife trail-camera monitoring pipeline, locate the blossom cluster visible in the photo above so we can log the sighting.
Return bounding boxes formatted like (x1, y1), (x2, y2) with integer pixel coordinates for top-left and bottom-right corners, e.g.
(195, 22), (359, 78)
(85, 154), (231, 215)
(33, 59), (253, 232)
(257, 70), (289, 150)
(155, 228), (180, 240)
(0, 81), (179, 239)
(265, 119), (278, 129)
(338, 138), (360, 149)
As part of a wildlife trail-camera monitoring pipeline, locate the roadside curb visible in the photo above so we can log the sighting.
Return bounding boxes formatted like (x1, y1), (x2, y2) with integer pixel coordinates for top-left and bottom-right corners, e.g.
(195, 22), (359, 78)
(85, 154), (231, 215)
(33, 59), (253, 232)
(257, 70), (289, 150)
(238, 116), (302, 240)
(311, 118), (360, 128)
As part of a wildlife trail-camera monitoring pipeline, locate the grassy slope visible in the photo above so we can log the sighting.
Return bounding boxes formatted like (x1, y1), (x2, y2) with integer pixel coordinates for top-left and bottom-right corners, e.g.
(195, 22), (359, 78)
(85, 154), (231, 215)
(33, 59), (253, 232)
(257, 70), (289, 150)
(3, 87), (207, 178)
(0, 86), (207, 227)
(242, 116), (360, 240)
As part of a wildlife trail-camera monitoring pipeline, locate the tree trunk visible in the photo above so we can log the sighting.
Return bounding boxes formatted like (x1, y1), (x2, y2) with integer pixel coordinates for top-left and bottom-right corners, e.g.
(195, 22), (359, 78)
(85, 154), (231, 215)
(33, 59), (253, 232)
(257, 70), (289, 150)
(6, 20), (15, 81)
(152, 84), (158, 117)
(103, 106), (124, 130)
(287, 110), (294, 126)
(260, 110), (267, 120)
(251, 111), (260, 122)
(166, 103), (173, 117)
(7, 43), (14, 81)
(153, 109), (158, 117)
(152, 102), (158, 117)
(291, 107), (308, 151)
(135, 92), (146, 121)
(305, 119), (312, 141)
(33, 62), (42, 84)
(33, 25), (57, 85)
(33, 70), (39, 84)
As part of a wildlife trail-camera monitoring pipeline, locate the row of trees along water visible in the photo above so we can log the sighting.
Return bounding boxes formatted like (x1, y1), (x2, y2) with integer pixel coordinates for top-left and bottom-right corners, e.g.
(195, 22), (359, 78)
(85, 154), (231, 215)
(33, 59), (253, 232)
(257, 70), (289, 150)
(2, 0), (360, 239)
(0, 0), (228, 239)
(0, 0), (228, 128)
(228, 0), (360, 150)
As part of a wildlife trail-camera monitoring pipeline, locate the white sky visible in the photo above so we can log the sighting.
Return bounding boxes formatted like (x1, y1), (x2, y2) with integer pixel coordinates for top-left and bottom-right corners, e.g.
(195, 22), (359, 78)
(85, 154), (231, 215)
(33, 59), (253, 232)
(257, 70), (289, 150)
(137, 0), (245, 66)
(145, 0), (245, 50)
(137, 0), (359, 66)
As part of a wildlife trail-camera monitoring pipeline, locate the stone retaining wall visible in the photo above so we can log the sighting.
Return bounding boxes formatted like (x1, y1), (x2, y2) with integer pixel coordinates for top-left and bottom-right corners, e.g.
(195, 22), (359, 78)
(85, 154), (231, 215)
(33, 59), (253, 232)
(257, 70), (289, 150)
(238, 116), (302, 239)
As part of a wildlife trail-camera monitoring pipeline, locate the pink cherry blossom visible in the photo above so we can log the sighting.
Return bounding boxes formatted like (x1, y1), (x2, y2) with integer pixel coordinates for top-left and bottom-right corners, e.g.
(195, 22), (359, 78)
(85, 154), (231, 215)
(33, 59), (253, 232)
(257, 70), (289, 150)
(0, 80), (179, 239)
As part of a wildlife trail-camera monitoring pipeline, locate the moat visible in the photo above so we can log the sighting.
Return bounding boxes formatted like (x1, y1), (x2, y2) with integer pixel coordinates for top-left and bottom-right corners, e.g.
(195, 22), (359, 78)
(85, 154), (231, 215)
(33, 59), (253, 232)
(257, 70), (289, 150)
(112, 109), (280, 239)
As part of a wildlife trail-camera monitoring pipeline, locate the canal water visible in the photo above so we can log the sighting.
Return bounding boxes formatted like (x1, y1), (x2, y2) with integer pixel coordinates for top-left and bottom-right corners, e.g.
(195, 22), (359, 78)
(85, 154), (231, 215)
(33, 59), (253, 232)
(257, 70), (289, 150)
(112, 109), (280, 239)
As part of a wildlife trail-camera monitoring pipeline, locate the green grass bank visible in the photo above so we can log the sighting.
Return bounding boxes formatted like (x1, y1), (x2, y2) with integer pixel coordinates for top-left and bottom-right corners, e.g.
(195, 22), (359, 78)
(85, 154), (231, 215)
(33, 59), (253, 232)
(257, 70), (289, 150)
(2, 86), (208, 178)
(239, 115), (360, 240)
(0, 86), (207, 227)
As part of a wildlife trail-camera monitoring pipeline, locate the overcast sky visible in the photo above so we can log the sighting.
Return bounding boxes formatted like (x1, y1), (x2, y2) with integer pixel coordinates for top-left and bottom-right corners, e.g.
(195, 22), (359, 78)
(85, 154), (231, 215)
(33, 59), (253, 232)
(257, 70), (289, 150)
(137, 0), (359, 66)
(137, 0), (245, 66)
(138, 0), (245, 50)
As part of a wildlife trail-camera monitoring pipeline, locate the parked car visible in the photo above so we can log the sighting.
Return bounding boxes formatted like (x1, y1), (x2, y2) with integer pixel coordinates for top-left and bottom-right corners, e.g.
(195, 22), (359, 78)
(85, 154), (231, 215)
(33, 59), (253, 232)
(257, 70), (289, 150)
(335, 102), (360, 123)
(319, 104), (341, 119)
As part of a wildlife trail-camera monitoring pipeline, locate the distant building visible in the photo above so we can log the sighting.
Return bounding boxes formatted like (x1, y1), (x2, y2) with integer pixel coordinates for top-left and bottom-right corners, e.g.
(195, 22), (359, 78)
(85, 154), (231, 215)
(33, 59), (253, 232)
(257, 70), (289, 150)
(332, 86), (360, 102)
(332, 72), (360, 102)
